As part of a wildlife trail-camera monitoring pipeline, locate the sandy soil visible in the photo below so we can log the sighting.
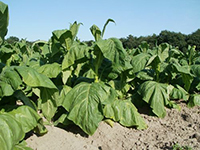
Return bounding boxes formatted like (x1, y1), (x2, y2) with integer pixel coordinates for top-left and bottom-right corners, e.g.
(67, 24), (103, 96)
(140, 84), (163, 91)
(26, 103), (200, 150)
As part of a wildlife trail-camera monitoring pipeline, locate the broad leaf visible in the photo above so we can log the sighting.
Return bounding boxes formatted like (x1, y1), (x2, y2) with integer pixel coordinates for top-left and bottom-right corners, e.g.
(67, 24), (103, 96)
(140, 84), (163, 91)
(0, 81), (14, 98)
(137, 81), (169, 118)
(39, 88), (58, 121)
(37, 63), (61, 78)
(103, 99), (147, 129)
(0, 67), (22, 90)
(188, 94), (200, 108)
(0, 113), (24, 150)
(62, 82), (115, 135)
(170, 84), (189, 101)
(96, 38), (131, 73)
(131, 53), (151, 73)
(52, 29), (73, 50)
(0, 1), (9, 45)
(62, 43), (90, 70)
(9, 106), (45, 134)
(15, 66), (57, 89)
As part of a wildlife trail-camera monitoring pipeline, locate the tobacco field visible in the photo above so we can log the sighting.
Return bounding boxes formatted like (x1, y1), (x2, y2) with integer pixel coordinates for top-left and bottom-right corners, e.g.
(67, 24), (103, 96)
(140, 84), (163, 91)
(0, 2), (200, 150)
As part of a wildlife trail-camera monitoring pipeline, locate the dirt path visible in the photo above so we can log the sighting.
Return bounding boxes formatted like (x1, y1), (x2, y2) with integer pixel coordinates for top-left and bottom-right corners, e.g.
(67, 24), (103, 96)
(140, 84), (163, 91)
(26, 103), (200, 150)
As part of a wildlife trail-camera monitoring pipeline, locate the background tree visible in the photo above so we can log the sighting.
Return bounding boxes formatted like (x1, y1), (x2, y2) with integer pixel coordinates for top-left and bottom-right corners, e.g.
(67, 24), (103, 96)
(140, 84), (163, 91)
(6, 36), (19, 44)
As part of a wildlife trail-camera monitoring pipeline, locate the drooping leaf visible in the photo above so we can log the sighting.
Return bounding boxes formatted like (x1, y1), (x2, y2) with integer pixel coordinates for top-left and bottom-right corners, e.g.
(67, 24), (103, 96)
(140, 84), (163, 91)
(0, 67), (22, 90)
(15, 66), (57, 89)
(101, 19), (115, 38)
(0, 1), (9, 45)
(0, 81), (14, 98)
(137, 81), (169, 118)
(191, 65), (200, 77)
(52, 29), (73, 50)
(9, 106), (45, 134)
(62, 43), (90, 70)
(170, 84), (189, 101)
(96, 38), (132, 73)
(39, 88), (58, 121)
(62, 82), (116, 135)
(37, 63), (61, 78)
(131, 53), (151, 73)
(14, 141), (33, 150)
(0, 113), (24, 150)
(103, 99), (147, 129)
(187, 94), (200, 108)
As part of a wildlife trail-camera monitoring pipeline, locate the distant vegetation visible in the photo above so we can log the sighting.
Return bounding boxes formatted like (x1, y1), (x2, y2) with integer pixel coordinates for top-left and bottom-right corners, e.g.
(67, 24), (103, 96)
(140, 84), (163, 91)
(6, 29), (200, 52)
(120, 29), (200, 52)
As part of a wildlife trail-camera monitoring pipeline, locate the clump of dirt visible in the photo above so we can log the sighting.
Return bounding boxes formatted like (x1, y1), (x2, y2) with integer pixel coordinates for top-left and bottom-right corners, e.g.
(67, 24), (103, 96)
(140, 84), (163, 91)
(26, 103), (200, 150)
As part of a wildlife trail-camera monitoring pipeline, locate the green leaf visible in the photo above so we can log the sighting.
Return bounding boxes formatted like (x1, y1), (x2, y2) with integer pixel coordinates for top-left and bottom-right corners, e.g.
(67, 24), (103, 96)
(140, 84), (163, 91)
(15, 66), (57, 89)
(131, 53), (151, 73)
(188, 94), (200, 108)
(52, 29), (73, 50)
(170, 84), (189, 101)
(0, 1), (9, 45)
(101, 19), (115, 38)
(39, 88), (58, 121)
(62, 43), (90, 70)
(14, 141), (33, 150)
(69, 21), (82, 41)
(0, 81), (14, 98)
(62, 82), (115, 135)
(96, 38), (131, 73)
(103, 99), (147, 129)
(137, 81), (169, 118)
(0, 113), (25, 150)
(37, 63), (61, 78)
(191, 65), (200, 77)
(9, 106), (44, 133)
(90, 24), (101, 41)
(0, 67), (22, 90)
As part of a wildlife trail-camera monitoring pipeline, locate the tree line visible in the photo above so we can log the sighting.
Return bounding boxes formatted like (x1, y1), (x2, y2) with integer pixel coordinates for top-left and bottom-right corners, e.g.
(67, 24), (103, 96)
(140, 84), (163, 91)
(120, 29), (200, 52)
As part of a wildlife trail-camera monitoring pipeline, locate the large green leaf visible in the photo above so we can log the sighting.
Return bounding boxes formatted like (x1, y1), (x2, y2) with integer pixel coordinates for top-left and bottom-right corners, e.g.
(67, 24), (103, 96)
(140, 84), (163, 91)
(0, 1), (9, 45)
(39, 88), (58, 121)
(0, 67), (22, 90)
(103, 99), (147, 129)
(131, 53), (151, 73)
(62, 43), (90, 70)
(0, 113), (24, 150)
(96, 38), (131, 73)
(9, 106), (44, 133)
(14, 141), (33, 150)
(62, 82), (115, 135)
(52, 29), (73, 50)
(191, 65), (200, 77)
(170, 84), (189, 101)
(37, 63), (61, 78)
(137, 81), (169, 118)
(15, 66), (57, 89)
(0, 81), (14, 98)
(188, 94), (200, 108)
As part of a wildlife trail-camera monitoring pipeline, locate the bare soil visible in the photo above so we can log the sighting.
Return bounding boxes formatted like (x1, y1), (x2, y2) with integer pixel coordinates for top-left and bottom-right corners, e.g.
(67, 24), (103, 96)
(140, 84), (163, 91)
(26, 103), (200, 150)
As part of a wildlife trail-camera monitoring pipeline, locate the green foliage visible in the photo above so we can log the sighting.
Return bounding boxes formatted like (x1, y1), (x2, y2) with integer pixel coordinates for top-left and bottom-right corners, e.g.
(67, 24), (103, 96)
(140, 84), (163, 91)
(0, 1), (9, 45)
(0, 1), (199, 149)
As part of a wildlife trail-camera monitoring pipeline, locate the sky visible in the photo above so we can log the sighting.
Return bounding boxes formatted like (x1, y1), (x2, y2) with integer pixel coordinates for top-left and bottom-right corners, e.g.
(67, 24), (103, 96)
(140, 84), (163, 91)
(2, 0), (200, 41)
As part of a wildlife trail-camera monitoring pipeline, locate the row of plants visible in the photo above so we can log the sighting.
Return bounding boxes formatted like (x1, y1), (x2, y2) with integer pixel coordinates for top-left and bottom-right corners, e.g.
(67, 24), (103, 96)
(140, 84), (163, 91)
(0, 1), (200, 150)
